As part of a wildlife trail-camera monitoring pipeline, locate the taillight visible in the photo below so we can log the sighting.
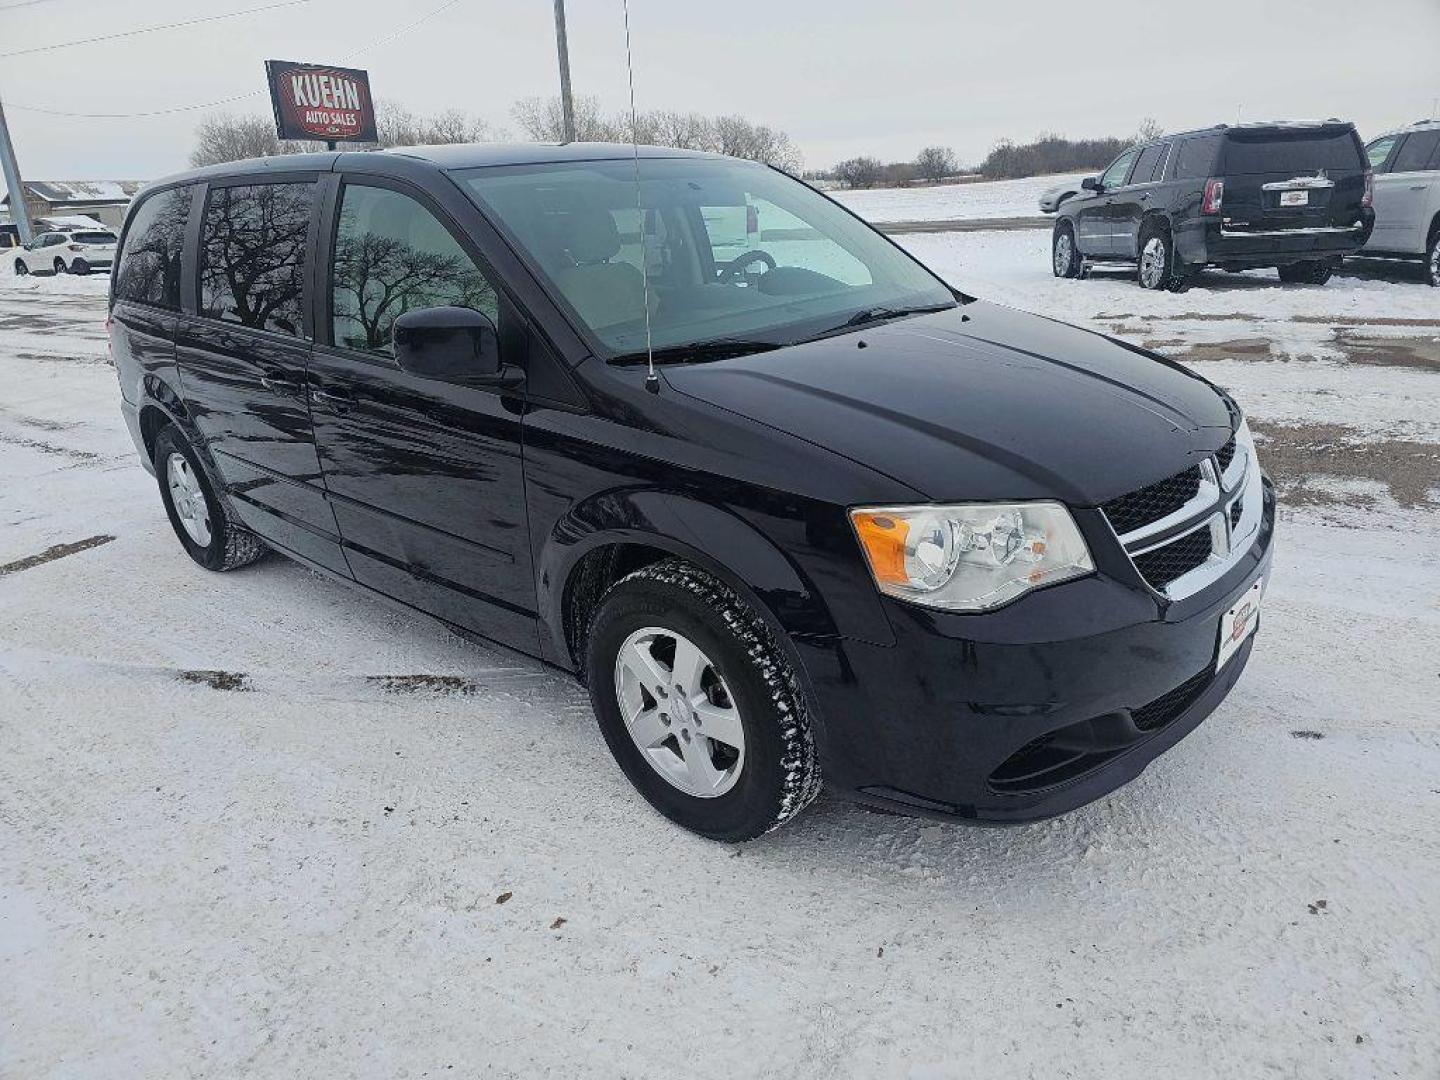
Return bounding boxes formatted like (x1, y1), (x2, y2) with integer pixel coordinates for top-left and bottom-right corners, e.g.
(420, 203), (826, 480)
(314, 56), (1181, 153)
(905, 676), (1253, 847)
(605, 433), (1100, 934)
(1361, 170), (1374, 209)
(1201, 177), (1225, 215)
(68, 243), (83, 251)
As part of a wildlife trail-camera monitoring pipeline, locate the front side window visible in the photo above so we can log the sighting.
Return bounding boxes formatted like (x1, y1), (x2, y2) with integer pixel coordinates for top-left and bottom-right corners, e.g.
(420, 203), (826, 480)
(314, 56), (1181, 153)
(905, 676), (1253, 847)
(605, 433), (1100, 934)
(199, 182), (314, 337)
(1100, 149), (1139, 189)
(330, 184), (499, 356)
(115, 186), (191, 309)
(458, 157), (954, 357)
(1391, 131), (1440, 173)
(1366, 135), (1401, 171)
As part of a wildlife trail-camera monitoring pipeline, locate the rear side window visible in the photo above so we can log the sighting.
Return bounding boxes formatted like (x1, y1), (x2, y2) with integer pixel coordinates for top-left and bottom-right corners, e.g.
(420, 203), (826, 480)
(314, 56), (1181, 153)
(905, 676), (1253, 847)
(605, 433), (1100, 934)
(1222, 130), (1363, 174)
(1390, 131), (1440, 173)
(1131, 143), (1167, 184)
(199, 182), (315, 337)
(330, 184), (499, 356)
(1173, 135), (1222, 180)
(1366, 135), (1401, 171)
(115, 186), (191, 309)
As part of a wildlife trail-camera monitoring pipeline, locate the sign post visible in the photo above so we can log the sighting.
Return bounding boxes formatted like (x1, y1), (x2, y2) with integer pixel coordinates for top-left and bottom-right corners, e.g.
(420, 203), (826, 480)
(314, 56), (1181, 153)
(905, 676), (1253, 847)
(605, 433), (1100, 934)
(265, 60), (378, 147)
(0, 95), (35, 245)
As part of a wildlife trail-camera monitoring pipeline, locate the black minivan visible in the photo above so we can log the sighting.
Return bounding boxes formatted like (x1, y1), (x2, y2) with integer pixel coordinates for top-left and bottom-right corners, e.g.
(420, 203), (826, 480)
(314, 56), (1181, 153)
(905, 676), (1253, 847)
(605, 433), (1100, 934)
(110, 143), (1274, 840)
(1052, 121), (1374, 289)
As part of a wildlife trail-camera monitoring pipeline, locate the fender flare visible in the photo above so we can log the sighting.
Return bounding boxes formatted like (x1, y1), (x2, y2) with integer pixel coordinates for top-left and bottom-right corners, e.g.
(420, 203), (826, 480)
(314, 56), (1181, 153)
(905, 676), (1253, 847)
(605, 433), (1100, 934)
(536, 487), (850, 674)
(138, 375), (222, 479)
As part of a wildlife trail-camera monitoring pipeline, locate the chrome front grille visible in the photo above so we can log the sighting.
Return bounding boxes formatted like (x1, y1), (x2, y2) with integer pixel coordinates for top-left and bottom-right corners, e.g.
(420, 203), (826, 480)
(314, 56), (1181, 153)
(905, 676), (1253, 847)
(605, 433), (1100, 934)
(1102, 429), (1262, 601)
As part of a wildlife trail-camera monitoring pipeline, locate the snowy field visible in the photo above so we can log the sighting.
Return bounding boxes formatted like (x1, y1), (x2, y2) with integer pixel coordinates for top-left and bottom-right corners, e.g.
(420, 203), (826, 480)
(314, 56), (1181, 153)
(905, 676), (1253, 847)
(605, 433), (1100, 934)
(830, 172), (1085, 222)
(2, 224), (1438, 1079)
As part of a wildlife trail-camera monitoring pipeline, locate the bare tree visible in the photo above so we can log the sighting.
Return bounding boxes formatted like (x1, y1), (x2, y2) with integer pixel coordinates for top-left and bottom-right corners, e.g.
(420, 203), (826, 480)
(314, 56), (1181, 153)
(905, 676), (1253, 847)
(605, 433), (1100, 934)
(645, 110), (715, 151)
(914, 145), (958, 182)
(711, 115), (801, 171)
(511, 95), (620, 142)
(1134, 117), (1165, 143)
(189, 113), (319, 167)
(833, 156), (884, 189)
(376, 99), (496, 147)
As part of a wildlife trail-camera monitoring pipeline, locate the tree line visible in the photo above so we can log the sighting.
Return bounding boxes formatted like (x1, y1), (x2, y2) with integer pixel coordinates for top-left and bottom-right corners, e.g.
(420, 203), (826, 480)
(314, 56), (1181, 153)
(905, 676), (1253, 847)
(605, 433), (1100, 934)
(189, 96), (800, 172)
(817, 120), (1163, 189)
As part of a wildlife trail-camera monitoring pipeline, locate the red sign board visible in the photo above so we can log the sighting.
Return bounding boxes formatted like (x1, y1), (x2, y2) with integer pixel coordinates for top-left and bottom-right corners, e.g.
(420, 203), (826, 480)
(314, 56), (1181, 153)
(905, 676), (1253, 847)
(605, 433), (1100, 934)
(265, 60), (378, 144)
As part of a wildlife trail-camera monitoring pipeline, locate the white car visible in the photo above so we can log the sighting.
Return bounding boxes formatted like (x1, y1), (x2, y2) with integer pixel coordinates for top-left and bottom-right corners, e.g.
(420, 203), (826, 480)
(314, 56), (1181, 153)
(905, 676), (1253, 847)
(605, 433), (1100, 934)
(1362, 119), (1440, 286)
(12, 228), (119, 276)
(1038, 180), (1083, 213)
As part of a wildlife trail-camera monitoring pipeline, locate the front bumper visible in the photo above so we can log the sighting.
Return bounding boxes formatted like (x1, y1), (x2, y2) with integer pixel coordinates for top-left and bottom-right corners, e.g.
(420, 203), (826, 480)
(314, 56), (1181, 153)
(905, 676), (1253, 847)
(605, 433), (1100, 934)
(798, 477), (1276, 823)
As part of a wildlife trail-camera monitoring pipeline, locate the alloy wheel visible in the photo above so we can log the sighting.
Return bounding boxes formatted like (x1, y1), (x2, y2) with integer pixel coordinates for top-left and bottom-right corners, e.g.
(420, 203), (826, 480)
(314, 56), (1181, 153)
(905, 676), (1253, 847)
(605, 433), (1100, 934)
(613, 626), (745, 798)
(166, 452), (213, 547)
(1053, 232), (1073, 277)
(1139, 236), (1168, 289)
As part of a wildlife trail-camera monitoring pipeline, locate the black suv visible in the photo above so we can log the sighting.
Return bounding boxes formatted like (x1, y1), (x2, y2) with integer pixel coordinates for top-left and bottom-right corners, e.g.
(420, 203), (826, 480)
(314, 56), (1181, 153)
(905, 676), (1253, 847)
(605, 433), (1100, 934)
(1052, 121), (1374, 289)
(109, 144), (1274, 840)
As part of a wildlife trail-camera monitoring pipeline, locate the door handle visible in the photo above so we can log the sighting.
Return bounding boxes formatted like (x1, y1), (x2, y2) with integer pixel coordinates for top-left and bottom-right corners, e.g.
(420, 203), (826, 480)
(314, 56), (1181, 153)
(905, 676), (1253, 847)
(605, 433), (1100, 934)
(312, 387), (354, 411)
(260, 374), (299, 395)
(1410, 184), (1427, 191)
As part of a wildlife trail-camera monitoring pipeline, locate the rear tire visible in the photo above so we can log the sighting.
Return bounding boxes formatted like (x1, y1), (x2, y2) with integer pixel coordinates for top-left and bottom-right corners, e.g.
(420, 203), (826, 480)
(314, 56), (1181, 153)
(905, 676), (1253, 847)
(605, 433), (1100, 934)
(1426, 229), (1439, 288)
(1052, 222), (1082, 279)
(585, 559), (821, 841)
(153, 425), (267, 572)
(1137, 223), (1179, 290)
(1277, 260), (1333, 285)
(70, 258), (90, 276)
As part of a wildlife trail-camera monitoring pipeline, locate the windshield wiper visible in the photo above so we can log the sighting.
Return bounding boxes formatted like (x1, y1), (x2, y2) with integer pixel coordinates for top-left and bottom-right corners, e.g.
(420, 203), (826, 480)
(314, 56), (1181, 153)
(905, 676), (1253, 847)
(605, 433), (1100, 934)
(610, 338), (781, 366)
(807, 302), (957, 341)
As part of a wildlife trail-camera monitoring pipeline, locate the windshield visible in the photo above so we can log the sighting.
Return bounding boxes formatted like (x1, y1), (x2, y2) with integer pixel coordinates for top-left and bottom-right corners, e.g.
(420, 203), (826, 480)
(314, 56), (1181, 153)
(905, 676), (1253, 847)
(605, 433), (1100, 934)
(457, 157), (955, 358)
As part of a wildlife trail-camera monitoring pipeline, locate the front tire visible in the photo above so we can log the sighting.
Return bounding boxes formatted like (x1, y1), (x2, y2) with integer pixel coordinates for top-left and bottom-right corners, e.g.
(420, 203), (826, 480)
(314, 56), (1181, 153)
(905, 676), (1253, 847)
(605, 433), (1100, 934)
(585, 559), (821, 841)
(153, 425), (267, 572)
(1052, 222), (1081, 279)
(13, 259), (27, 276)
(1426, 229), (1439, 288)
(1277, 260), (1333, 285)
(53, 257), (67, 276)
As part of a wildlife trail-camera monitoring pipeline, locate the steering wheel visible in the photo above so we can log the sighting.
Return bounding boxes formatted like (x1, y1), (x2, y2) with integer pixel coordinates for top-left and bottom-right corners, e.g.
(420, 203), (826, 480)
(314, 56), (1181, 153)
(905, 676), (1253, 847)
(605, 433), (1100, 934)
(718, 250), (776, 283)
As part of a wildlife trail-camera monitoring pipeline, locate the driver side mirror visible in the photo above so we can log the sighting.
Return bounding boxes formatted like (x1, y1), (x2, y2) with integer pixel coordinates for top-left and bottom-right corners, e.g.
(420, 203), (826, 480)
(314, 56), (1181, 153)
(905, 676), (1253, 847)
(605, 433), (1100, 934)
(393, 306), (519, 387)
(1081, 175), (1103, 192)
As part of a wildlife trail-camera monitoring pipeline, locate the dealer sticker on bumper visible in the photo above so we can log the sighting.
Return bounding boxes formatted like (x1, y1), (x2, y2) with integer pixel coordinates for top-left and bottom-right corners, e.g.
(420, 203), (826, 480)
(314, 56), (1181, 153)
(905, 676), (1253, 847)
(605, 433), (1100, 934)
(1217, 578), (1263, 671)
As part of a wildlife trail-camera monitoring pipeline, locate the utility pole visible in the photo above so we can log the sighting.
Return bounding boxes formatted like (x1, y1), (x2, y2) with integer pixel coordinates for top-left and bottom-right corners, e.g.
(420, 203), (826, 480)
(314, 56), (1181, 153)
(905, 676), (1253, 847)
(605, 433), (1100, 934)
(553, 0), (576, 143)
(0, 94), (35, 245)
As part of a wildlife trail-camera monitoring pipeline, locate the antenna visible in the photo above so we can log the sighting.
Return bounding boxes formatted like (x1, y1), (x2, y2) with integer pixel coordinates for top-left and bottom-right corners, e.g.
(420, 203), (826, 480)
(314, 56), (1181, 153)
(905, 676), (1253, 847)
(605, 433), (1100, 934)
(621, 0), (658, 393)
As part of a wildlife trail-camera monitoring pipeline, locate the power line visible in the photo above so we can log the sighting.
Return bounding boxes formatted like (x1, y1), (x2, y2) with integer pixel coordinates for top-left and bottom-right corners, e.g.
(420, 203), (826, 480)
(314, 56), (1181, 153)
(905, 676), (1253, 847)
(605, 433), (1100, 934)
(2, 0), (465, 119)
(0, 0), (62, 11)
(0, 1), (313, 59)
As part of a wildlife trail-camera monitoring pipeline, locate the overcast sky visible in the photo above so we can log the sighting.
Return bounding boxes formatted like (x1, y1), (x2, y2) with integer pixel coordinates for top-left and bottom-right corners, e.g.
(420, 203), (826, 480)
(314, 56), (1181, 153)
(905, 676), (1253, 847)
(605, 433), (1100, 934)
(2, 0), (1438, 191)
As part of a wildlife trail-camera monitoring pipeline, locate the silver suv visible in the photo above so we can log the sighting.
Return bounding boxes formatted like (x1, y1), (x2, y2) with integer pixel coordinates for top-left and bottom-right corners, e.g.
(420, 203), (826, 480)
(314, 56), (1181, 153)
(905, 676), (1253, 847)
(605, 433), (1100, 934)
(1362, 119), (1440, 286)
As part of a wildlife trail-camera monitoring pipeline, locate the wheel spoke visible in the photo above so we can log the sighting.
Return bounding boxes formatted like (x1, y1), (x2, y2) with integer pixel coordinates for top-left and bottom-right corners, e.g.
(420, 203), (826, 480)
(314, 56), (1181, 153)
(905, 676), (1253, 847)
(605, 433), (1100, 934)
(619, 640), (670, 698)
(669, 636), (707, 697)
(682, 735), (724, 794)
(627, 705), (670, 750)
(692, 699), (743, 749)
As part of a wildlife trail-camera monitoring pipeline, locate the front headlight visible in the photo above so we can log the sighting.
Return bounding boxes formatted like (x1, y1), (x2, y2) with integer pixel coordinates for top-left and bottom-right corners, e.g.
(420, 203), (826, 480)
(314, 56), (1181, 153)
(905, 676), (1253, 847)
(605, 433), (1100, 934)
(849, 501), (1094, 612)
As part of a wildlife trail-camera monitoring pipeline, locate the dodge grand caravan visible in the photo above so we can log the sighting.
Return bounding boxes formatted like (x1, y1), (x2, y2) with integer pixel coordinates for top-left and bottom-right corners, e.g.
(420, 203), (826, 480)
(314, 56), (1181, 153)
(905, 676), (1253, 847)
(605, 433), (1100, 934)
(109, 144), (1274, 840)
(1052, 121), (1373, 289)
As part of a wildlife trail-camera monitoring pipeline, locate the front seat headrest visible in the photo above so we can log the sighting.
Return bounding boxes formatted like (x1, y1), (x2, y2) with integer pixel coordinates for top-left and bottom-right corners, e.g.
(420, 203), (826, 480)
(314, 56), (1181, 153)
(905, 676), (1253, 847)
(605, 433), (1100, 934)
(564, 205), (622, 265)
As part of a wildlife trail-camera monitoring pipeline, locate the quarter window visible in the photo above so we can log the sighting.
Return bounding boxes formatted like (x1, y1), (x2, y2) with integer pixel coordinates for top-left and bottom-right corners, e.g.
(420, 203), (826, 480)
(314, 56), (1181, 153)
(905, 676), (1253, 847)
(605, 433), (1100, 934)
(1390, 131), (1440, 173)
(199, 182), (315, 337)
(1174, 135), (1222, 180)
(329, 184), (499, 357)
(1100, 149), (1139, 189)
(115, 186), (190, 309)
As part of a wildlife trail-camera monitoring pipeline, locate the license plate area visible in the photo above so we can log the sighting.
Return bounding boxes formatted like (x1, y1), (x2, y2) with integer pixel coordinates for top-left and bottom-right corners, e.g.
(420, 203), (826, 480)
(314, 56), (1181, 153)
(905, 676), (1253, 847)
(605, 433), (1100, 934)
(1217, 578), (1263, 671)
(1279, 190), (1309, 207)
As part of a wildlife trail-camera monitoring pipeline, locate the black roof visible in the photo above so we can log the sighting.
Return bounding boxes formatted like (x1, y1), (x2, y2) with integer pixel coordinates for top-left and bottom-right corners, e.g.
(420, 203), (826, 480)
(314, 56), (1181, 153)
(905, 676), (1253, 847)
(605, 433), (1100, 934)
(145, 141), (726, 193)
(1156, 119), (1357, 143)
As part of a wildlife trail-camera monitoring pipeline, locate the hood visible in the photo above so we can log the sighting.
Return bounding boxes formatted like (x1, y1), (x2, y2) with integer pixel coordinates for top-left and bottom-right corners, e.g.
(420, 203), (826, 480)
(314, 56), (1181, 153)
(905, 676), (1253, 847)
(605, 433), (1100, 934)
(661, 301), (1233, 506)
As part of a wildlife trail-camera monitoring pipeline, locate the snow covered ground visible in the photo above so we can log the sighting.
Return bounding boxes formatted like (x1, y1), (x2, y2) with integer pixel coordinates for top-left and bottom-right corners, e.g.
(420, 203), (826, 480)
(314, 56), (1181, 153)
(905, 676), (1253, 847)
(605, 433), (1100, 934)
(2, 228), (1438, 1078)
(830, 172), (1085, 222)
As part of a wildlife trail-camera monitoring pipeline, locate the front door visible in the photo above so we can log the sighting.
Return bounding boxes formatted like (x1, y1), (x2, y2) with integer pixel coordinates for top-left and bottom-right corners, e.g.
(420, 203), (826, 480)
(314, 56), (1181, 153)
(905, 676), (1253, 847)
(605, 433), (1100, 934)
(177, 177), (348, 574)
(1079, 148), (1140, 256)
(1112, 142), (1168, 259)
(1374, 131), (1440, 254)
(307, 178), (538, 652)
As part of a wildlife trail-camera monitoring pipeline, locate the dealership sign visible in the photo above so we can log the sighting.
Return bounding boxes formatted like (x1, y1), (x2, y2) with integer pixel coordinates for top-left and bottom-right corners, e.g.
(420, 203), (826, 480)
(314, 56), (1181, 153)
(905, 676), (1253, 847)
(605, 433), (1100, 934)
(265, 60), (378, 143)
